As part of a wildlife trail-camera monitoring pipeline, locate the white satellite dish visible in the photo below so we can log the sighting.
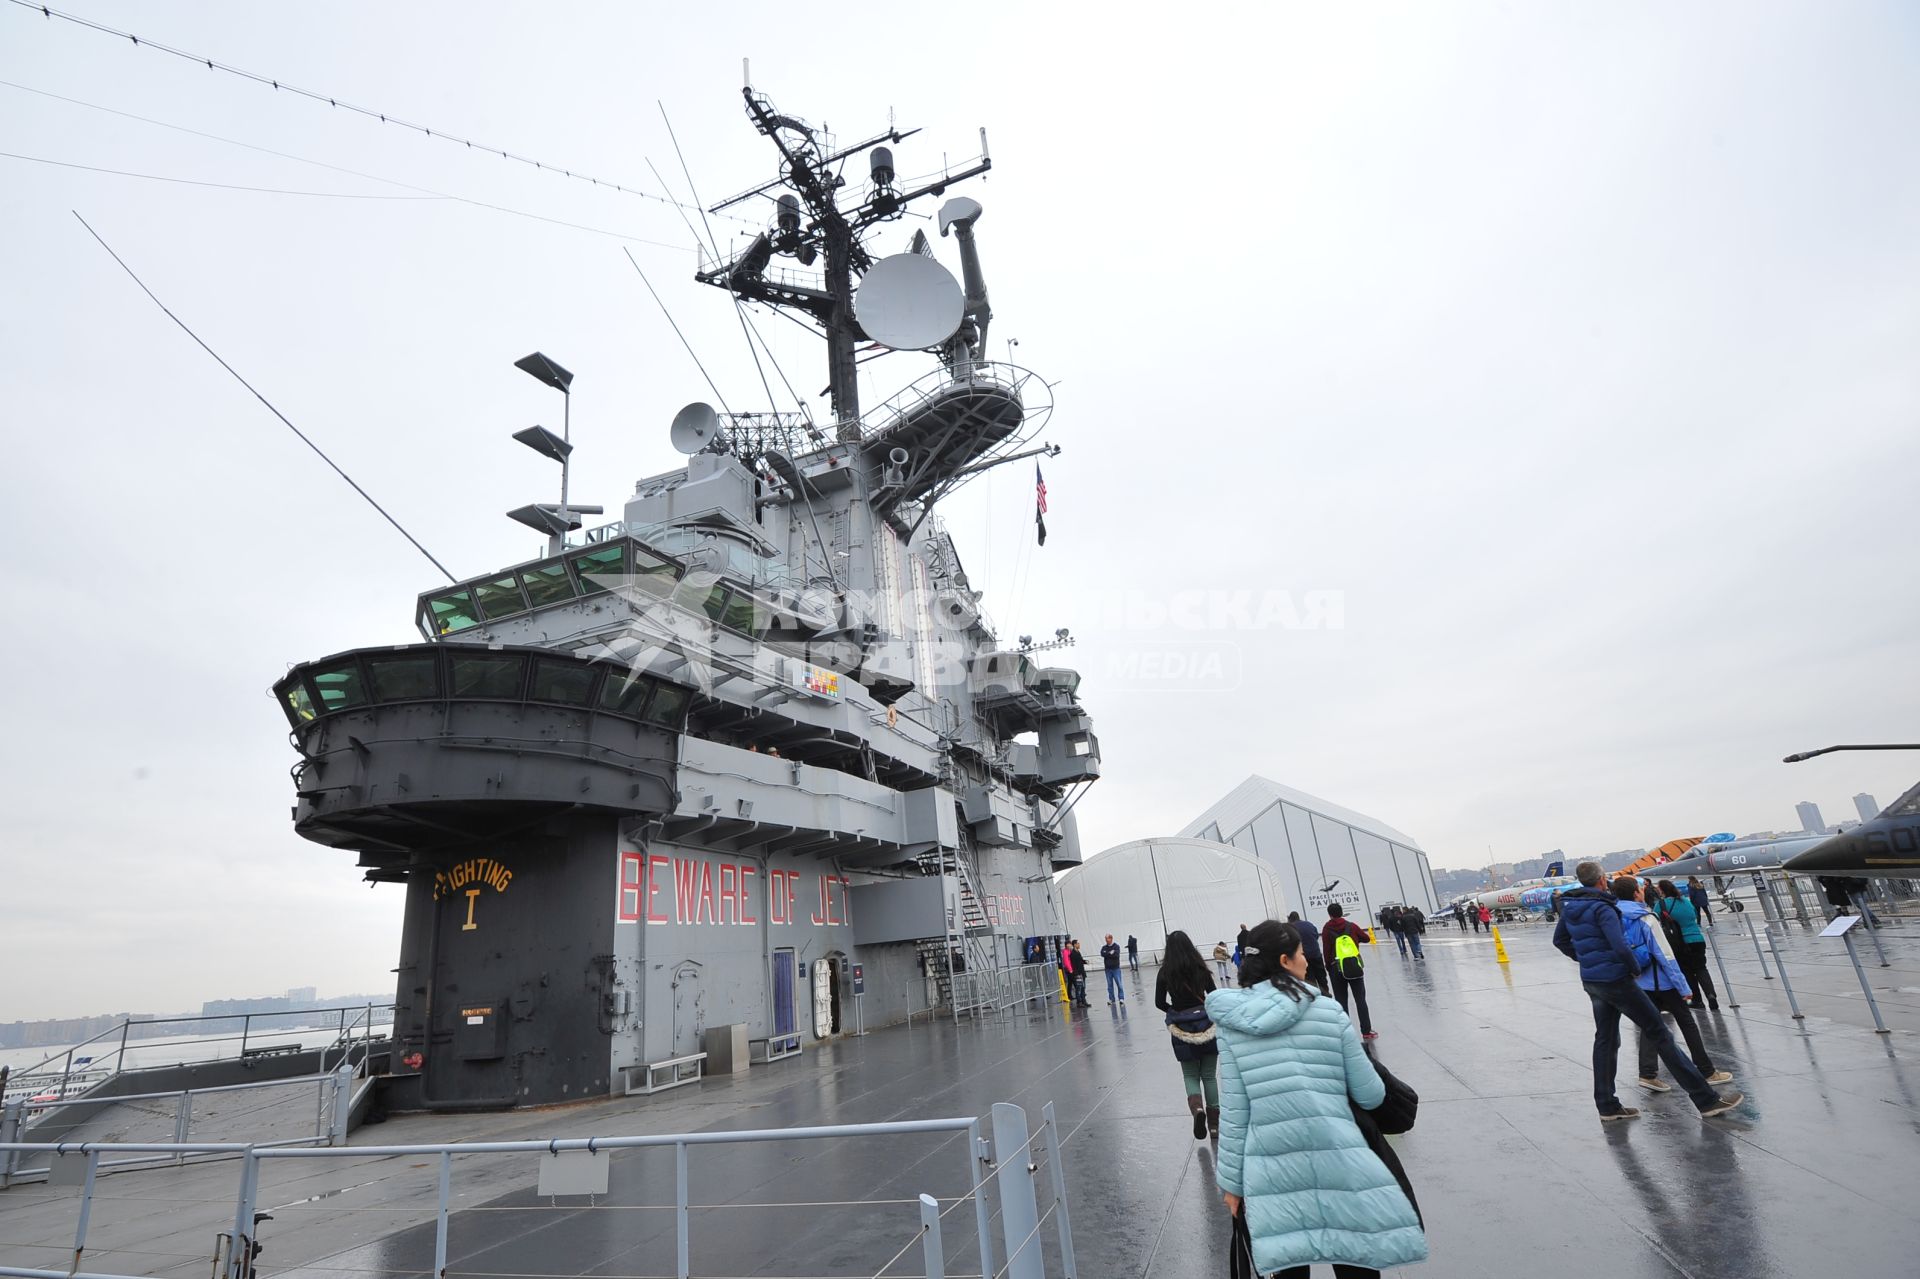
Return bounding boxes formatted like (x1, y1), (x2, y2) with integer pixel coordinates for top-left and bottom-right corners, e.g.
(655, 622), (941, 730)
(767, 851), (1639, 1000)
(670, 402), (721, 454)
(856, 253), (965, 350)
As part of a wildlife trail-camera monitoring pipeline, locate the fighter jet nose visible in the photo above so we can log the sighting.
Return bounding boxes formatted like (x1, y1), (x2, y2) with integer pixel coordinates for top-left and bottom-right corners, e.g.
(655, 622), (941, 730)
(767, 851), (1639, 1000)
(1783, 836), (1843, 874)
(1785, 816), (1920, 875)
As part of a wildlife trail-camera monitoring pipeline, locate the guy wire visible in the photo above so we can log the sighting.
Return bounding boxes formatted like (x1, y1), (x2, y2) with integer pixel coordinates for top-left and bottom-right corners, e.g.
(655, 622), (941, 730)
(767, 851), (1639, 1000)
(2, 80), (694, 250)
(622, 248), (732, 418)
(654, 106), (784, 420)
(73, 211), (457, 583)
(8, 0), (755, 224)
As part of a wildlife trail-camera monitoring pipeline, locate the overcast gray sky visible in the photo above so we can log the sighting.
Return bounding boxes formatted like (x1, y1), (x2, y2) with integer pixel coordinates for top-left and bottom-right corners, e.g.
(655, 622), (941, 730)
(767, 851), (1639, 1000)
(4, 2), (1917, 1021)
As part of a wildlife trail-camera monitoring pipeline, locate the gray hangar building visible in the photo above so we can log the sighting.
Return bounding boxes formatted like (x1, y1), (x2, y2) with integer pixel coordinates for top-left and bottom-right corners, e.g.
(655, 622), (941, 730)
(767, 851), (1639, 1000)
(1179, 776), (1439, 921)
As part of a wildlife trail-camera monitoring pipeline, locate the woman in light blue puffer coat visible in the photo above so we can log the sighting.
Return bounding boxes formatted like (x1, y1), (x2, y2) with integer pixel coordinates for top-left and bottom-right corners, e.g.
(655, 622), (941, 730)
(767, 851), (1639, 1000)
(1206, 919), (1427, 1278)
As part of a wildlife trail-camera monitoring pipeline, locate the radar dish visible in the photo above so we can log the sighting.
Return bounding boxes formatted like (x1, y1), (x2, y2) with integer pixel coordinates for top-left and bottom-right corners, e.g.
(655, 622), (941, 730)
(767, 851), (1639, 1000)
(856, 253), (964, 350)
(670, 402), (721, 454)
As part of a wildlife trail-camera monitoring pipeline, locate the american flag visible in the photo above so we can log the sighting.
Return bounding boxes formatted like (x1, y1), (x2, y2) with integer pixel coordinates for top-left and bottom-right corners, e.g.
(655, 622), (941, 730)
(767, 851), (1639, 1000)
(1035, 464), (1048, 546)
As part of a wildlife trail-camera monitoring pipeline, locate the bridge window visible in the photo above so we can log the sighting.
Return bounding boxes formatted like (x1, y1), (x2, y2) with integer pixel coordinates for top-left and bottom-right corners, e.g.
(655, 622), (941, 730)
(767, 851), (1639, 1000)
(702, 586), (759, 635)
(425, 589), (479, 635)
(521, 560), (576, 608)
(599, 674), (654, 716)
(310, 659), (368, 712)
(646, 684), (689, 726)
(630, 549), (680, 597)
(471, 575), (527, 620)
(448, 652), (524, 699)
(282, 681), (317, 725)
(366, 652), (439, 702)
(532, 657), (597, 705)
(571, 544), (628, 595)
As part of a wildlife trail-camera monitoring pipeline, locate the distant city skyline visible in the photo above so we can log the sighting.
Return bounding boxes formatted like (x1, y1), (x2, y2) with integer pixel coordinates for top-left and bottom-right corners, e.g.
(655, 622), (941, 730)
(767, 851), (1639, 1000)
(1855, 793), (1882, 824)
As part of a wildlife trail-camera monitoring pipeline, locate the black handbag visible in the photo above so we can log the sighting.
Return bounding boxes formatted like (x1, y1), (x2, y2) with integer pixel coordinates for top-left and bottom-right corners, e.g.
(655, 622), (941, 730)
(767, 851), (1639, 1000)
(1365, 1052), (1418, 1135)
(1228, 1207), (1258, 1279)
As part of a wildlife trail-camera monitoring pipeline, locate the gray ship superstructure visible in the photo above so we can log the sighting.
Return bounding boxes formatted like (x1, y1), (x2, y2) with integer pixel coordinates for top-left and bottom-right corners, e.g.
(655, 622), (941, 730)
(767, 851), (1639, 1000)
(272, 86), (1098, 1109)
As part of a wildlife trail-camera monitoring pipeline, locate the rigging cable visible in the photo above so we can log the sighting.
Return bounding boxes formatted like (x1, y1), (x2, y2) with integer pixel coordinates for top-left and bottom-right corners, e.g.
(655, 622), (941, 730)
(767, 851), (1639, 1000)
(0, 79), (698, 251)
(739, 302), (812, 419)
(655, 104), (784, 419)
(2, 150), (443, 198)
(622, 248), (733, 418)
(73, 210), (457, 583)
(6, 0), (756, 224)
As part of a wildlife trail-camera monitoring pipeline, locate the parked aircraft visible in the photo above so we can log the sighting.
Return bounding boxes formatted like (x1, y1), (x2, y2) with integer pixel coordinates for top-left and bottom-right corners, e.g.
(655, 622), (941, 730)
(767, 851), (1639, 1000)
(1644, 833), (1827, 880)
(1473, 875), (1575, 913)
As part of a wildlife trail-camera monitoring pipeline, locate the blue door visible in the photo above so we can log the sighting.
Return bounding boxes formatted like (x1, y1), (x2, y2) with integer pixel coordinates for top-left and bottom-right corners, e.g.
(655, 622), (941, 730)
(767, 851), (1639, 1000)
(772, 949), (796, 1037)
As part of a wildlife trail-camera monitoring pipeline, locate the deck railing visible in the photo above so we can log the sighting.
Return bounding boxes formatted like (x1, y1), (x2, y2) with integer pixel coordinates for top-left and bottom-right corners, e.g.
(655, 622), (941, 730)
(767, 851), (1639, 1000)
(3, 1004), (392, 1106)
(0, 1101), (1077, 1279)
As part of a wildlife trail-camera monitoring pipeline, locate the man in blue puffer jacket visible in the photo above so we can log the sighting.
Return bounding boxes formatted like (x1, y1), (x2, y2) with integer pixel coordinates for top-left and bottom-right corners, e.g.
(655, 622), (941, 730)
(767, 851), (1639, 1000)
(1552, 862), (1743, 1122)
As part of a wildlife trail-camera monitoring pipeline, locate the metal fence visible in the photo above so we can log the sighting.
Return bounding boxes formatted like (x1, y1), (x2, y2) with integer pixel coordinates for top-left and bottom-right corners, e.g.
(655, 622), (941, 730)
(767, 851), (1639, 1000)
(0, 1062), (359, 1188)
(3, 1004), (391, 1106)
(950, 964), (1060, 1018)
(0, 1101), (1077, 1279)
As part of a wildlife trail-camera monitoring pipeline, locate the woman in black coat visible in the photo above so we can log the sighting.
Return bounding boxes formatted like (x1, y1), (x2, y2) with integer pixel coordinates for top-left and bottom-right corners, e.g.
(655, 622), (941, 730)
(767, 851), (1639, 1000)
(1155, 930), (1220, 1139)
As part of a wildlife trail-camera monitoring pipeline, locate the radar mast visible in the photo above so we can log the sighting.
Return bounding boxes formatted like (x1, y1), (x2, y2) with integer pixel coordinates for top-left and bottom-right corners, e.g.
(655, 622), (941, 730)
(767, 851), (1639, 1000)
(696, 83), (992, 437)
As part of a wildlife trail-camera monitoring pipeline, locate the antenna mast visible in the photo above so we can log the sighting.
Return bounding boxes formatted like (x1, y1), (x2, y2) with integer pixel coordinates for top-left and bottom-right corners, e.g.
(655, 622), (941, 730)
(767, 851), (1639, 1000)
(696, 85), (989, 438)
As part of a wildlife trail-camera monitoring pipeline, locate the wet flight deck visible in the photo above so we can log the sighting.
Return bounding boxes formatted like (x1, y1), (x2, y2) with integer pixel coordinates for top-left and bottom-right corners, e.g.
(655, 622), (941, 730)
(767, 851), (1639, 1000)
(5, 920), (1919, 1278)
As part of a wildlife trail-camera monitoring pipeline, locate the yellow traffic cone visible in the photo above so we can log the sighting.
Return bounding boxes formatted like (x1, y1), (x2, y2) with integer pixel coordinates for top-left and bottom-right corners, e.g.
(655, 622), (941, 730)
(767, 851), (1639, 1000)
(1058, 969), (1071, 1005)
(1367, 928), (1378, 946)
(1492, 926), (1510, 964)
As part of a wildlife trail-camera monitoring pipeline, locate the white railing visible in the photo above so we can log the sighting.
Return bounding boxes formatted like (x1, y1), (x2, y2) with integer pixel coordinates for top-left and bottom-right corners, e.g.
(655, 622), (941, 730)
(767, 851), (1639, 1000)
(0, 1102), (1078, 1279)
(0, 1062), (359, 1188)
(4, 1004), (392, 1104)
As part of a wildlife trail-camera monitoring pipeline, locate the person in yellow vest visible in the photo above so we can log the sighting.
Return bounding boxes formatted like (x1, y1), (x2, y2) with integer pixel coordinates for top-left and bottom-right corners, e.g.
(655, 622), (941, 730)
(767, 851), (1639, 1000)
(1320, 903), (1377, 1039)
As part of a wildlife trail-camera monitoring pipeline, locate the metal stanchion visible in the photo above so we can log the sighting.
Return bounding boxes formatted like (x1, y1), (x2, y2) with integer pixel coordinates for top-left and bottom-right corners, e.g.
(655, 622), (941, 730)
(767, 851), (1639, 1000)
(1849, 893), (1891, 967)
(1784, 874), (1813, 926)
(1701, 918), (1740, 1009)
(1744, 913), (1774, 980)
(1763, 930), (1804, 1020)
(1825, 915), (1891, 1034)
(1760, 873), (1791, 928)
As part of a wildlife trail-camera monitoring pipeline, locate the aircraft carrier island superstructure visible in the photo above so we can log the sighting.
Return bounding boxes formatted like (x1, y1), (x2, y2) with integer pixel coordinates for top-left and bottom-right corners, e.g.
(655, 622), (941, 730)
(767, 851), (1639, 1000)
(271, 86), (1098, 1109)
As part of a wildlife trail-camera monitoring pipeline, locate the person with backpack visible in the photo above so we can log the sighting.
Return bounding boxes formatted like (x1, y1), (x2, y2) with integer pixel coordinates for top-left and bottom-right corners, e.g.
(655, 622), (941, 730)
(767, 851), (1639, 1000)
(1613, 877), (1732, 1093)
(1126, 933), (1140, 972)
(1551, 862), (1742, 1122)
(1208, 920), (1428, 1278)
(1653, 881), (1716, 1010)
(1288, 911), (1330, 996)
(1321, 903), (1377, 1040)
(1154, 930), (1220, 1140)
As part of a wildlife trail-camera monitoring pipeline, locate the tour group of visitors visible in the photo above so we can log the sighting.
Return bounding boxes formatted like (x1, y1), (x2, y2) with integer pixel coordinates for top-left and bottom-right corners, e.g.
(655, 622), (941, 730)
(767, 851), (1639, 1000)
(1071, 864), (1762, 1277)
(1552, 861), (1743, 1121)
